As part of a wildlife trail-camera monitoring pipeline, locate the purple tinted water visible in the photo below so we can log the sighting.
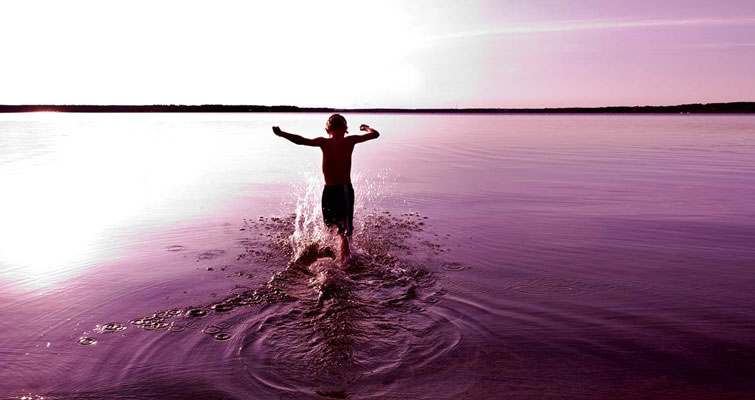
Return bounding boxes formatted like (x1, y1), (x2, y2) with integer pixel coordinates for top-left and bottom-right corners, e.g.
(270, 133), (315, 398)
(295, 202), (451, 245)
(1, 113), (754, 399)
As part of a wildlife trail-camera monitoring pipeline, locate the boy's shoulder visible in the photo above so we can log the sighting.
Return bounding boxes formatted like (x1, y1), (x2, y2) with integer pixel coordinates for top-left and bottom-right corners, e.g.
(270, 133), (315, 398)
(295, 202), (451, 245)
(308, 136), (329, 146)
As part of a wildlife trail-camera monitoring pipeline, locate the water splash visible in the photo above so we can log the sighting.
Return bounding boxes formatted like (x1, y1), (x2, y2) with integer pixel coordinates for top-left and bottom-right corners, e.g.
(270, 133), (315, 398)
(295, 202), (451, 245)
(228, 212), (456, 398)
(287, 167), (396, 262)
(289, 169), (331, 262)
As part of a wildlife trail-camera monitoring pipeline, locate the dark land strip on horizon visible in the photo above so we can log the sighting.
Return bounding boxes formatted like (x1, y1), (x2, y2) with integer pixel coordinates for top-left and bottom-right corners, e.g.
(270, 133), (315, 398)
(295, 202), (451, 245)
(1, 102), (754, 114)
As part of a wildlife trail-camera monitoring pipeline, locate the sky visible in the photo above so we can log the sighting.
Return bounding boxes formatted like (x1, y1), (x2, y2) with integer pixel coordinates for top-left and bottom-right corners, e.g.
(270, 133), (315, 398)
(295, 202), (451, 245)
(0, 0), (754, 108)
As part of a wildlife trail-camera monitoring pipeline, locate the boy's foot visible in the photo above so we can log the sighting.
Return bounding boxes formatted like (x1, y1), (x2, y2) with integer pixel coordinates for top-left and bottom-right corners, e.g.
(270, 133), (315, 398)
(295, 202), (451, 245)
(338, 251), (352, 266)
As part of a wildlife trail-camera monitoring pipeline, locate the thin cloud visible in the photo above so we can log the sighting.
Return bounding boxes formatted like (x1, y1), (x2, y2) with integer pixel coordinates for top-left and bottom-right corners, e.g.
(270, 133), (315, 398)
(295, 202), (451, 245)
(677, 42), (755, 49)
(425, 17), (755, 42)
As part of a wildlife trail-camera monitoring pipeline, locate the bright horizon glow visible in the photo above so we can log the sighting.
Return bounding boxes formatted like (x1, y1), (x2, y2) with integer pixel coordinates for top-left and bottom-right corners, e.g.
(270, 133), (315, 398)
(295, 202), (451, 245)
(1, 0), (754, 108)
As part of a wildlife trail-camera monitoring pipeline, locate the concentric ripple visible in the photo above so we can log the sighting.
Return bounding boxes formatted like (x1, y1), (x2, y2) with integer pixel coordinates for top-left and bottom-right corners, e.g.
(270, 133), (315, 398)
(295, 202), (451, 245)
(236, 298), (464, 398)
(441, 262), (468, 272)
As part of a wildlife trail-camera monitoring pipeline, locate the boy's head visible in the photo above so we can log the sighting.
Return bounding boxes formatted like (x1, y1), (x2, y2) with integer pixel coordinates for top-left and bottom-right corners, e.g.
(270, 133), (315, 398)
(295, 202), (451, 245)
(326, 114), (348, 137)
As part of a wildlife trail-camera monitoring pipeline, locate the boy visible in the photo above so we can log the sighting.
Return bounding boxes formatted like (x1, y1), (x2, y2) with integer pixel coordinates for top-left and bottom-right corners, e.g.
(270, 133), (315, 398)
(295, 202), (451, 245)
(273, 114), (380, 263)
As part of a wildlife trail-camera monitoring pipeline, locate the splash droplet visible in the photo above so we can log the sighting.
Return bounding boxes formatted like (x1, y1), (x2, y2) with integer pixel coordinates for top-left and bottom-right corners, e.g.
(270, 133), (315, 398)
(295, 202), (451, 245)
(95, 322), (126, 333)
(211, 303), (234, 313)
(78, 337), (97, 346)
(186, 308), (208, 317)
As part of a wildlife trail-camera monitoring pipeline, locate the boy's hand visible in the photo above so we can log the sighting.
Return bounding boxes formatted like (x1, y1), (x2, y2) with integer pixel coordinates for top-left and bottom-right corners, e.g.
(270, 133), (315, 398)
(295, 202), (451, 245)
(359, 124), (370, 132)
(272, 126), (282, 136)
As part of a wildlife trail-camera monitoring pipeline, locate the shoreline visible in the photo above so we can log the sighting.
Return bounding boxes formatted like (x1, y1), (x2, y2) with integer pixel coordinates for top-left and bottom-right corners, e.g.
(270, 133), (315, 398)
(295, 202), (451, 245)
(1, 101), (754, 114)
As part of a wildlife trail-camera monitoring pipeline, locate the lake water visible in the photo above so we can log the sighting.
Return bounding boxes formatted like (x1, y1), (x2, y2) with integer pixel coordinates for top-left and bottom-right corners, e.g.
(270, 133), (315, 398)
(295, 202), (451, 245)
(1, 113), (754, 399)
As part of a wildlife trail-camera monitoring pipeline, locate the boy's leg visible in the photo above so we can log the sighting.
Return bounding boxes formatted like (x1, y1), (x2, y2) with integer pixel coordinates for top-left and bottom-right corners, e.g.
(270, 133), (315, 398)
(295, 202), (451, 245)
(340, 184), (354, 263)
(339, 234), (351, 263)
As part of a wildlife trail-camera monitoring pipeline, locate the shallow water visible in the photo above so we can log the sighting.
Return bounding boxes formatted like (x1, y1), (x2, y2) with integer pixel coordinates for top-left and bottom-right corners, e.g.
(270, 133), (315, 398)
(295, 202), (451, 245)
(1, 113), (754, 399)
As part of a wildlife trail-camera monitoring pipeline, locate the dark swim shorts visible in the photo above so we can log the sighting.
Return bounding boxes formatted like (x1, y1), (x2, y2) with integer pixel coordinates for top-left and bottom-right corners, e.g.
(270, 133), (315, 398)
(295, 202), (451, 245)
(322, 183), (354, 236)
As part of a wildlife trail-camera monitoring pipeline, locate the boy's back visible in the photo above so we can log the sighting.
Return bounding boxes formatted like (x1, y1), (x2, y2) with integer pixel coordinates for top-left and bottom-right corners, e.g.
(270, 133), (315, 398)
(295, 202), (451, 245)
(320, 136), (358, 185)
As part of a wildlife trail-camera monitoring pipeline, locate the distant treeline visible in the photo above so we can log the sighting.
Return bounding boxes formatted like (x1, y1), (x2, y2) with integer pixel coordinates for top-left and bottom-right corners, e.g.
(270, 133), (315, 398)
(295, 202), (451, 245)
(1, 102), (754, 114)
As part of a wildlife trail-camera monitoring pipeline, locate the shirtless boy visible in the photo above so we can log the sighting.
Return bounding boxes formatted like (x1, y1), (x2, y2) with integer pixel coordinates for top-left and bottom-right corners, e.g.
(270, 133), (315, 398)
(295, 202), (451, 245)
(272, 114), (380, 263)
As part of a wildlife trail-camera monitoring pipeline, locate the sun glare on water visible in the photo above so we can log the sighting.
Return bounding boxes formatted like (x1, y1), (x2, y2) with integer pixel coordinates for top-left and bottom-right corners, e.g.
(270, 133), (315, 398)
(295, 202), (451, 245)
(0, 115), (240, 291)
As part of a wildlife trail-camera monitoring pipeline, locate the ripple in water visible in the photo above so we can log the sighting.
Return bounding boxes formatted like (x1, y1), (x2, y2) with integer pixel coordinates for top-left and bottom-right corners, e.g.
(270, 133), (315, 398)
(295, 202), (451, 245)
(78, 336), (98, 346)
(94, 322), (127, 334)
(167, 323), (186, 333)
(197, 249), (225, 260)
(501, 276), (656, 296)
(227, 212), (464, 398)
(115, 210), (462, 398)
(202, 325), (223, 335)
(441, 262), (469, 272)
(75, 174), (478, 398)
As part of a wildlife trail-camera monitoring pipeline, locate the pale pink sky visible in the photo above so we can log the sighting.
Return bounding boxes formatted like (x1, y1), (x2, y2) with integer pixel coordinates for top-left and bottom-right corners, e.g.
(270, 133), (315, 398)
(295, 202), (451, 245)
(1, 0), (753, 108)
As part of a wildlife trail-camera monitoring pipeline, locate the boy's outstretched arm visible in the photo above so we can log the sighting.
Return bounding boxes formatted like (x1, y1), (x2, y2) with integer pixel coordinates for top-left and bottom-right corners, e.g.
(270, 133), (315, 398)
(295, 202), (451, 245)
(349, 124), (380, 144)
(272, 126), (325, 147)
